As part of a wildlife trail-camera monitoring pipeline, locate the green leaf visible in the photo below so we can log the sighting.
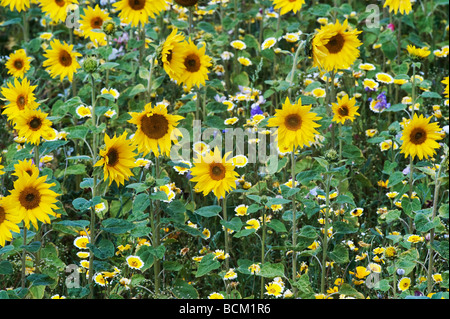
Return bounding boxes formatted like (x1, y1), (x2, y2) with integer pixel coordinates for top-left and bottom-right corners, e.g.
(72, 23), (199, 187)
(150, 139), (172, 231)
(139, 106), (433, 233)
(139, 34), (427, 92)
(338, 283), (365, 299)
(27, 274), (55, 286)
(0, 261), (13, 275)
(233, 228), (256, 238)
(133, 193), (150, 214)
(257, 262), (285, 278)
(101, 218), (135, 234)
(90, 239), (115, 259)
(293, 274), (315, 299)
(267, 219), (287, 233)
(329, 245), (349, 264)
(64, 164), (87, 175)
(172, 280), (199, 299)
(195, 205), (222, 218)
(196, 253), (221, 277)
(220, 217), (243, 232)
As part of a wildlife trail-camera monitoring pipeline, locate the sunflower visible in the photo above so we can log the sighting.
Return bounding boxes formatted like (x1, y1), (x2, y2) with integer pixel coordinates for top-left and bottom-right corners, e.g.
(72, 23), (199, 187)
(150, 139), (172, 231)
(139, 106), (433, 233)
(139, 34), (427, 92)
(178, 38), (212, 90)
(79, 5), (111, 46)
(6, 171), (59, 229)
(13, 108), (56, 145)
(272, 0), (305, 15)
(1, 77), (39, 121)
(407, 44), (431, 59)
(0, 0), (30, 11)
(331, 94), (360, 124)
(43, 39), (81, 82)
(94, 132), (138, 186)
(383, 0), (412, 15)
(12, 159), (39, 179)
(0, 197), (22, 247)
(190, 147), (240, 199)
(312, 19), (362, 72)
(113, 0), (168, 27)
(160, 28), (187, 82)
(267, 97), (322, 152)
(5, 49), (32, 78)
(128, 102), (184, 157)
(400, 114), (443, 160)
(39, 0), (79, 23)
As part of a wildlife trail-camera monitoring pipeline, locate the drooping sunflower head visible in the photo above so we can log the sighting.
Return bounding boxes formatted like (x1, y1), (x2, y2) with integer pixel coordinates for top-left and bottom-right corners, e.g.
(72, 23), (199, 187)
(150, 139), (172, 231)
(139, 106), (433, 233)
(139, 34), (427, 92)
(5, 49), (32, 78)
(190, 147), (240, 199)
(312, 19), (362, 72)
(79, 5), (111, 46)
(400, 113), (443, 160)
(178, 38), (212, 90)
(383, 0), (412, 15)
(6, 171), (59, 230)
(0, 0), (31, 12)
(42, 39), (82, 82)
(94, 132), (138, 186)
(128, 103), (184, 157)
(1, 77), (39, 121)
(13, 108), (56, 145)
(39, 0), (79, 23)
(331, 94), (360, 124)
(113, 0), (168, 27)
(272, 0), (305, 15)
(0, 196), (22, 247)
(267, 97), (322, 152)
(160, 28), (187, 81)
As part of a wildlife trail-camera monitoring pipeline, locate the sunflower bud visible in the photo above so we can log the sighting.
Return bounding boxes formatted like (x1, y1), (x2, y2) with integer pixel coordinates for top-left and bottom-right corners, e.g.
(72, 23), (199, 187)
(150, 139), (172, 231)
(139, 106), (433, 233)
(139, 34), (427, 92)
(83, 56), (98, 74)
(324, 149), (338, 162)
(102, 21), (117, 36)
(146, 175), (156, 187)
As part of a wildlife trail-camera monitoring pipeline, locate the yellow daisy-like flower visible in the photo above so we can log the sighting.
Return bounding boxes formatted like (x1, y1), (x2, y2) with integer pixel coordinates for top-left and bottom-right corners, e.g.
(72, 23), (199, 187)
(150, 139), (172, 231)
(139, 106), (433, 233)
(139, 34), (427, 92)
(94, 132), (138, 186)
(1, 77), (39, 121)
(0, 0), (30, 11)
(399, 114), (443, 160)
(397, 277), (411, 291)
(312, 19), (362, 72)
(42, 39), (82, 82)
(208, 292), (224, 299)
(407, 44), (431, 59)
(267, 97), (322, 152)
(245, 218), (261, 230)
(5, 49), (32, 79)
(128, 102), (184, 157)
(73, 235), (89, 249)
(0, 197), (22, 247)
(237, 56), (252, 66)
(234, 204), (248, 216)
(0, 157), (4, 176)
(230, 40), (246, 50)
(178, 38), (212, 90)
(190, 147), (240, 199)
(351, 266), (371, 279)
(126, 255), (144, 270)
(79, 5), (111, 46)
(442, 77), (449, 98)
(272, 0), (305, 15)
(161, 28), (188, 82)
(383, 0), (412, 15)
(39, 0), (79, 23)
(12, 159), (39, 179)
(113, 0), (167, 27)
(13, 108), (56, 145)
(265, 282), (283, 297)
(261, 37), (277, 50)
(331, 94), (360, 124)
(5, 171), (59, 230)
(376, 72), (394, 84)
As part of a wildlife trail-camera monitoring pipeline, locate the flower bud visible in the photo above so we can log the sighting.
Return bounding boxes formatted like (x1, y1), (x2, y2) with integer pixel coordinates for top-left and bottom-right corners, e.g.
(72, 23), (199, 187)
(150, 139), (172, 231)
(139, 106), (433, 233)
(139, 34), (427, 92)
(83, 56), (98, 74)
(102, 21), (117, 36)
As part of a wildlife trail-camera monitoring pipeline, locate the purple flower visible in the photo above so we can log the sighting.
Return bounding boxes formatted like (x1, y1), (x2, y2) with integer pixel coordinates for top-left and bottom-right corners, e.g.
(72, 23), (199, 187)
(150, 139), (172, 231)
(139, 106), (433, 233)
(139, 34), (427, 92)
(251, 104), (263, 117)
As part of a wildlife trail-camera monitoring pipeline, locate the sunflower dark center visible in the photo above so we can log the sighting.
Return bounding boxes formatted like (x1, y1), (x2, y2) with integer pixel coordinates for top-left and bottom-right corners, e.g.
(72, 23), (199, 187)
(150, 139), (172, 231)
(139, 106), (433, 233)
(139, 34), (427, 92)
(338, 106), (349, 116)
(59, 50), (72, 67)
(90, 17), (103, 29)
(29, 117), (42, 130)
(210, 163), (225, 181)
(0, 207), (5, 224)
(410, 128), (427, 145)
(106, 148), (119, 166)
(166, 50), (173, 62)
(285, 114), (302, 130)
(129, 0), (145, 10)
(325, 33), (345, 54)
(26, 169), (33, 176)
(141, 113), (169, 140)
(174, 0), (198, 7)
(14, 59), (24, 70)
(19, 187), (41, 210)
(55, 0), (65, 7)
(184, 54), (201, 72)
(17, 95), (26, 109)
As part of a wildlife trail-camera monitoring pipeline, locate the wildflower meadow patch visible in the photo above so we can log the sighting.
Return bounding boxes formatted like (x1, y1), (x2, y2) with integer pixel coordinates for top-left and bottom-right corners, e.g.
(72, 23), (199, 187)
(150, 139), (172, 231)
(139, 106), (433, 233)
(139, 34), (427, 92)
(0, 0), (448, 302)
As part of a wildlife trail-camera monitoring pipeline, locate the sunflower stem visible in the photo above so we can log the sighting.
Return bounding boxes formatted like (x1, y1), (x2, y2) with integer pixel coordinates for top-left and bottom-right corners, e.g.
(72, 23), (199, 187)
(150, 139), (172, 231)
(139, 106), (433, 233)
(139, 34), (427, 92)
(22, 11), (29, 43)
(287, 40), (305, 101)
(329, 71), (336, 149)
(427, 150), (449, 295)
(320, 170), (332, 294)
(146, 54), (155, 104)
(260, 207), (266, 299)
(223, 195), (229, 270)
(290, 149), (298, 287)
(153, 155), (162, 296)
